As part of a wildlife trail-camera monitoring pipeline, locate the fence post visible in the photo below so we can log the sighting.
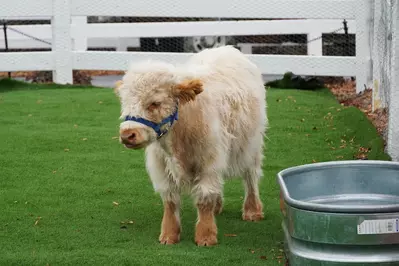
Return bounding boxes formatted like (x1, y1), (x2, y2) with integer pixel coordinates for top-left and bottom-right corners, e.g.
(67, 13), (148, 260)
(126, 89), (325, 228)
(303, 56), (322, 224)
(355, 0), (373, 93)
(52, 0), (73, 84)
(307, 32), (323, 56)
(387, 0), (399, 161)
(71, 16), (88, 51)
(371, 0), (384, 111)
(2, 20), (11, 78)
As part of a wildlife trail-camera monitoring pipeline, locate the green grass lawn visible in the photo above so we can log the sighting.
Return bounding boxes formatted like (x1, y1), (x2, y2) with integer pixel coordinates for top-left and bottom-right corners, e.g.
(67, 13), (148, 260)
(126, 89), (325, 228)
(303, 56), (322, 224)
(0, 79), (390, 266)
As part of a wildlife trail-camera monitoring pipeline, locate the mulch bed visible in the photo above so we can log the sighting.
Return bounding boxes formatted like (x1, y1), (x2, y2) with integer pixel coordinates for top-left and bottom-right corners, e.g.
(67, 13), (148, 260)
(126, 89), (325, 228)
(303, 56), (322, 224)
(322, 77), (388, 144)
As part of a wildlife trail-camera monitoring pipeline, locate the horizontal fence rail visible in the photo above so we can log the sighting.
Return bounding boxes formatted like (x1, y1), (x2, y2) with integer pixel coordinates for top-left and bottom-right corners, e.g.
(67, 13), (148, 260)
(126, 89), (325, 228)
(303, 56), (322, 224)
(72, 52), (357, 77)
(71, 0), (356, 19)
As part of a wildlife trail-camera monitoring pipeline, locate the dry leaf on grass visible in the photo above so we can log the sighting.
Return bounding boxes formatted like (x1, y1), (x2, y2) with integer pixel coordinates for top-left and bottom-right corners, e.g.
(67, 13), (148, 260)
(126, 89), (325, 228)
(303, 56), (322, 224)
(259, 256), (267, 260)
(359, 147), (371, 153)
(224, 234), (237, 237)
(64, 148), (70, 152)
(82, 138), (88, 141)
(34, 216), (41, 226)
(112, 201), (119, 206)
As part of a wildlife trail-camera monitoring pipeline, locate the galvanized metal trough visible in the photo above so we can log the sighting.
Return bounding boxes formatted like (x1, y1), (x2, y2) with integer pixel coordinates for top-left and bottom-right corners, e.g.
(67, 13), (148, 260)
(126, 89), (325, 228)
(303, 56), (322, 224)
(278, 160), (399, 265)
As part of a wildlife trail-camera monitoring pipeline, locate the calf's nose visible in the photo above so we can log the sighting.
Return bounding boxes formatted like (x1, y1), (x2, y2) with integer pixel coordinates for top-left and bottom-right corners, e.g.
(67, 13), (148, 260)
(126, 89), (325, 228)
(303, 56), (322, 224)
(120, 129), (139, 144)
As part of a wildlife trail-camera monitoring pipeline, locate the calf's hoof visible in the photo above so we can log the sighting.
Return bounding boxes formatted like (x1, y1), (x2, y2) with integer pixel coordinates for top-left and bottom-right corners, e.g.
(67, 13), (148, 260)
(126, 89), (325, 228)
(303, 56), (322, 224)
(159, 233), (180, 245)
(195, 223), (218, 246)
(195, 233), (218, 246)
(242, 211), (264, 221)
(243, 200), (264, 221)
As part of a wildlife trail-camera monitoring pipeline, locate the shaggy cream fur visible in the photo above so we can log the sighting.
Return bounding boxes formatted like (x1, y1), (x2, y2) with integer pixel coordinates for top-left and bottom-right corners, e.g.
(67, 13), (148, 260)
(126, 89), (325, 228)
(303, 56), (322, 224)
(115, 45), (268, 246)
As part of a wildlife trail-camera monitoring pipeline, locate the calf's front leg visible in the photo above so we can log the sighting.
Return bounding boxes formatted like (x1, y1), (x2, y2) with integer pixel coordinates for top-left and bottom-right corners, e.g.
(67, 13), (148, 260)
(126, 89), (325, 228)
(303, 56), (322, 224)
(192, 174), (222, 246)
(159, 191), (181, 245)
(145, 148), (181, 245)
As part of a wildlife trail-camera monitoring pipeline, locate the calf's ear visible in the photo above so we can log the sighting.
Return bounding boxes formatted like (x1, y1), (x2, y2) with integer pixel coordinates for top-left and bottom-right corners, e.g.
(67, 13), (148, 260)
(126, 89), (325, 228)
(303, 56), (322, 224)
(172, 79), (203, 104)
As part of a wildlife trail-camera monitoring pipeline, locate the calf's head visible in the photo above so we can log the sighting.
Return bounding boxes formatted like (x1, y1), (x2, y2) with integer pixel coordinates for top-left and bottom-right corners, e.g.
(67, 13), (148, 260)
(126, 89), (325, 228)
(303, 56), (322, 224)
(115, 61), (204, 149)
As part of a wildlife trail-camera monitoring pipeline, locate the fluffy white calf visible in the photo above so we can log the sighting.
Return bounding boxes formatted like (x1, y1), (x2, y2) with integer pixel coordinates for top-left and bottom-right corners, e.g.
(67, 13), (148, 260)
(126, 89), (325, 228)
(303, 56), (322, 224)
(115, 45), (267, 246)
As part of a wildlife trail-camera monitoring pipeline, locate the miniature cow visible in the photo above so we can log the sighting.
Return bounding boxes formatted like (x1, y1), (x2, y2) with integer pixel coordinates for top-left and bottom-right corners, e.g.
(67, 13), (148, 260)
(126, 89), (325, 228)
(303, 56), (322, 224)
(115, 45), (268, 246)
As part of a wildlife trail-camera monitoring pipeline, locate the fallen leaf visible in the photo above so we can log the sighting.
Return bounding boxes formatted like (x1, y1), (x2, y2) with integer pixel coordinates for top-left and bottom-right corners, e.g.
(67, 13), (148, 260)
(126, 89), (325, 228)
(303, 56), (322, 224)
(34, 216), (41, 226)
(224, 234), (237, 237)
(73, 124), (78, 128)
(113, 201), (119, 206)
(355, 153), (368, 160)
(82, 138), (88, 141)
(359, 147), (371, 153)
(52, 170), (57, 174)
(64, 148), (70, 152)
(120, 221), (125, 224)
(112, 136), (119, 140)
(260, 256), (267, 260)
(98, 101), (103, 104)
(312, 159), (317, 163)
(128, 220), (134, 224)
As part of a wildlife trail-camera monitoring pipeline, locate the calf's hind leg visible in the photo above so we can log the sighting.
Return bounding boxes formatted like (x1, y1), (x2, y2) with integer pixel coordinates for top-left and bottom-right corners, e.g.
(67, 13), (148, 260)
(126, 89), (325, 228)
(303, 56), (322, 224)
(242, 166), (264, 221)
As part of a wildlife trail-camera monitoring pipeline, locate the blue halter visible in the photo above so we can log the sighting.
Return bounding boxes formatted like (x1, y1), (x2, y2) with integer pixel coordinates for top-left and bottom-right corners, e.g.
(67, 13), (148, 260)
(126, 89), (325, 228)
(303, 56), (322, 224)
(124, 103), (179, 139)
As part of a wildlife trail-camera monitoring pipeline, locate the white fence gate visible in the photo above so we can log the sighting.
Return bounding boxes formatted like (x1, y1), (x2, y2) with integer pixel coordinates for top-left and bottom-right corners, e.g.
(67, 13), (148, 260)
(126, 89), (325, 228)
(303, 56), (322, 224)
(0, 0), (398, 161)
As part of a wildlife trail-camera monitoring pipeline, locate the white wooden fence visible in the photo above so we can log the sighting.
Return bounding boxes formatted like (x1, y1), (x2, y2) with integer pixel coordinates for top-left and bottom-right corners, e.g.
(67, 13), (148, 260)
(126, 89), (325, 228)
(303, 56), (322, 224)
(0, 0), (398, 161)
(0, 17), (356, 55)
(0, 0), (366, 89)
